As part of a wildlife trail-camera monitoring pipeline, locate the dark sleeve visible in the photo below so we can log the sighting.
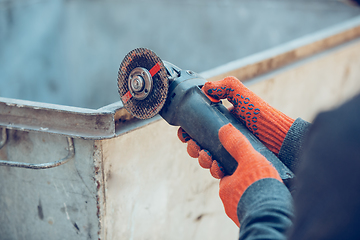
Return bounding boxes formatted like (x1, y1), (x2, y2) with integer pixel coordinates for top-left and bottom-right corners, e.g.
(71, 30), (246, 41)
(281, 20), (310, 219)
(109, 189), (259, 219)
(278, 118), (311, 173)
(237, 178), (294, 240)
(287, 93), (360, 240)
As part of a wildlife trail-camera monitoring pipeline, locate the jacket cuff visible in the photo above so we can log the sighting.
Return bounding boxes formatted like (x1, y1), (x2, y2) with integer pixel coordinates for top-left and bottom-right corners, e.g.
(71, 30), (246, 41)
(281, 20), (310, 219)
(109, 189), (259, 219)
(278, 118), (311, 173)
(237, 178), (293, 239)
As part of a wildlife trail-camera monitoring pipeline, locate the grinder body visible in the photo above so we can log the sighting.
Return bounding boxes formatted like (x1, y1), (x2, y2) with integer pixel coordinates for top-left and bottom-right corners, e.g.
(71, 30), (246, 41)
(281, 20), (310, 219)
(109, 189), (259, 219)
(160, 68), (294, 182)
(117, 48), (294, 186)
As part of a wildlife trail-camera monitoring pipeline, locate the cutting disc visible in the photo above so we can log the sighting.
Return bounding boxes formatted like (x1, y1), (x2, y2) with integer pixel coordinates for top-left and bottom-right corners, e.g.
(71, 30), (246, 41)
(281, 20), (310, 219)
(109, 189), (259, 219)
(117, 48), (168, 119)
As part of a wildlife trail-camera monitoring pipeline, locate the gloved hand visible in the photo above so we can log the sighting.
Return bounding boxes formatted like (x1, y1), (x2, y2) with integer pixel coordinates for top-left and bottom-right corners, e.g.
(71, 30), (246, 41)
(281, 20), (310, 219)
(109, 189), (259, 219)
(178, 76), (295, 178)
(203, 76), (294, 155)
(178, 127), (226, 179)
(177, 77), (292, 227)
(182, 123), (283, 227)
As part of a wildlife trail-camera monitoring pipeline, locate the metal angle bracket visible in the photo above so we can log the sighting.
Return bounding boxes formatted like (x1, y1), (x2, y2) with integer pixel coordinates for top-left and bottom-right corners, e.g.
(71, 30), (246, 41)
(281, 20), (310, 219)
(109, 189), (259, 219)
(0, 127), (75, 170)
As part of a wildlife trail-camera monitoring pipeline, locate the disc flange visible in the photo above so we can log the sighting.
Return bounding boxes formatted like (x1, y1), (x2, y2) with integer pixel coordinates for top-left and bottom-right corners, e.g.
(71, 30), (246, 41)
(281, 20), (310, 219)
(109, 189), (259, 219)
(117, 48), (168, 119)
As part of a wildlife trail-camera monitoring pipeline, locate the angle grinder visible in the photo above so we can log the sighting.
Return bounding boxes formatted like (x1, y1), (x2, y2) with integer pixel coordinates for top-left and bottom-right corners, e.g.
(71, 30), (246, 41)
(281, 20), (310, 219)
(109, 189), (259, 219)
(117, 48), (294, 186)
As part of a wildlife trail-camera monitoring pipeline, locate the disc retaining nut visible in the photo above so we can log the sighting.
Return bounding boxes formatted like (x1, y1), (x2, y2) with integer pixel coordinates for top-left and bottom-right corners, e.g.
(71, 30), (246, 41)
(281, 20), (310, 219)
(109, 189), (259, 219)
(128, 67), (153, 100)
(130, 76), (145, 92)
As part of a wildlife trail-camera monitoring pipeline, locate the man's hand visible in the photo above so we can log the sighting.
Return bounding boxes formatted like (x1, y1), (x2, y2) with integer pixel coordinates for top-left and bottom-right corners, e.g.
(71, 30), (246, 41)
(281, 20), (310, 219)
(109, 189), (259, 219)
(177, 76), (296, 229)
(180, 123), (283, 227)
(203, 76), (294, 155)
(178, 127), (225, 179)
(178, 76), (296, 178)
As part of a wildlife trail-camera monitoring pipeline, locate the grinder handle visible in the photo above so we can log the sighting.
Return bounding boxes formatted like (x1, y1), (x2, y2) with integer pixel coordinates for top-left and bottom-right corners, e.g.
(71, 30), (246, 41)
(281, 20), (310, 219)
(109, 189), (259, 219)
(161, 83), (294, 183)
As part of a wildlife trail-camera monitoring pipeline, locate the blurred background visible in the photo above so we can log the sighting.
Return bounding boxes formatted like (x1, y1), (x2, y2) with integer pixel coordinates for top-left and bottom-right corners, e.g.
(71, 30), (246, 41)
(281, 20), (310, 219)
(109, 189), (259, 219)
(1, 0), (359, 109)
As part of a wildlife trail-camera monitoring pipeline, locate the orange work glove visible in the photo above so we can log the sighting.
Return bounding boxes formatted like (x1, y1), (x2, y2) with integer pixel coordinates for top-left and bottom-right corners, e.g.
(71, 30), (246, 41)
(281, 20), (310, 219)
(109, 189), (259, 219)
(177, 77), (292, 226)
(203, 76), (294, 155)
(178, 127), (226, 179)
(181, 123), (282, 227)
(178, 76), (295, 178)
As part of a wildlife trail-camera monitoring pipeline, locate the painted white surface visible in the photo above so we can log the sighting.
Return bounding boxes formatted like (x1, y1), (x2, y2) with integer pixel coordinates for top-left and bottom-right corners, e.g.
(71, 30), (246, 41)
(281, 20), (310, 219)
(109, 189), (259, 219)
(247, 38), (360, 122)
(102, 121), (239, 239)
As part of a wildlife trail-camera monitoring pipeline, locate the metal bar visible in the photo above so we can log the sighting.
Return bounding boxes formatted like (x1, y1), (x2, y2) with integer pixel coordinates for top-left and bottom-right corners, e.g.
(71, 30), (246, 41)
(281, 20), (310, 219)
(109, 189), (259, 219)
(0, 137), (75, 169)
(0, 97), (118, 139)
(0, 128), (6, 149)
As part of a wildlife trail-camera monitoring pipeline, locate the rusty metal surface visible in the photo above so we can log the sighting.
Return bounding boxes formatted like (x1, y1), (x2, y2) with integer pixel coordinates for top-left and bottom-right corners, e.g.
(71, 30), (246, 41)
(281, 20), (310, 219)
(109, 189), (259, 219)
(0, 15), (360, 240)
(0, 128), (6, 149)
(0, 96), (162, 140)
(1, 17), (360, 139)
(0, 97), (119, 139)
(0, 131), (100, 239)
(2, 32), (360, 240)
(93, 140), (106, 240)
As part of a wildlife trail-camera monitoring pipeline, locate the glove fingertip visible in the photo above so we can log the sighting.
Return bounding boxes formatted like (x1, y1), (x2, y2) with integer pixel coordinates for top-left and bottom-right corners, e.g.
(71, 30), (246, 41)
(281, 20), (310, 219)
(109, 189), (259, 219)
(203, 77), (243, 102)
(219, 123), (249, 161)
(198, 149), (213, 169)
(210, 160), (225, 179)
(187, 139), (201, 158)
(178, 127), (191, 143)
(203, 82), (223, 100)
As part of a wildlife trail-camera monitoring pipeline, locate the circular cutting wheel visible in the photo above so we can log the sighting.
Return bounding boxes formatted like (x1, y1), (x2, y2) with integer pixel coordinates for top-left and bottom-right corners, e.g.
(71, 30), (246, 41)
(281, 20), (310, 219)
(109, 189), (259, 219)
(117, 48), (169, 119)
